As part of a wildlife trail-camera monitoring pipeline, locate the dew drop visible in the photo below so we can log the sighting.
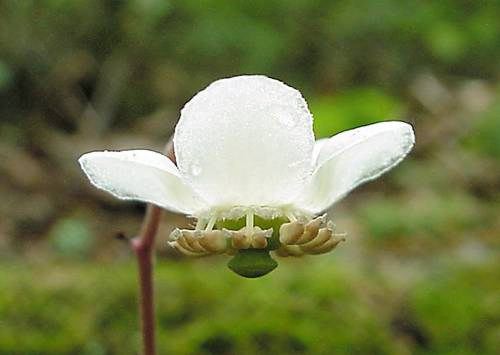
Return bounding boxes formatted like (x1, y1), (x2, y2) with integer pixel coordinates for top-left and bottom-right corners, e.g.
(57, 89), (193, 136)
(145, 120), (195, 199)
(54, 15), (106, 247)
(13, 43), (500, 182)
(274, 106), (296, 128)
(190, 161), (202, 176)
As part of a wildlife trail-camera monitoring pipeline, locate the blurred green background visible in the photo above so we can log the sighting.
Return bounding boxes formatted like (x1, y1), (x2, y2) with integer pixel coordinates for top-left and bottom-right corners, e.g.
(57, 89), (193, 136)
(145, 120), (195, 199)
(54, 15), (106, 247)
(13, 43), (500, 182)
(1, 0), (499, 354)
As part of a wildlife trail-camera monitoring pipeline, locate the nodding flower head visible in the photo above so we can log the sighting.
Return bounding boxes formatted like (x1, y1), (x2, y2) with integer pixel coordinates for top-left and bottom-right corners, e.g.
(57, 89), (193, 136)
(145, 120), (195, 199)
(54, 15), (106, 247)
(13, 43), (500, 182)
(79, 75), (415, 278)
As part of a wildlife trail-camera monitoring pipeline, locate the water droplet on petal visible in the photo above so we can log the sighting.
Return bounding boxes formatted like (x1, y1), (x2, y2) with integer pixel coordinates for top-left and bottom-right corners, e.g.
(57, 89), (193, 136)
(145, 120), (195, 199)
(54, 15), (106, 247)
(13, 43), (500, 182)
(273, 106), (296, 128)
(190, 161), (202, 176)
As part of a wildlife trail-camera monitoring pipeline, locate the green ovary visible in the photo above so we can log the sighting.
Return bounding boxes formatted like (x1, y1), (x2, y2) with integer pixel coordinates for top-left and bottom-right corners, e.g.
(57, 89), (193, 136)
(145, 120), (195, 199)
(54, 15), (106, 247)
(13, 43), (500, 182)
(218, 216), (288, 278)
(227, 249), (278, 278)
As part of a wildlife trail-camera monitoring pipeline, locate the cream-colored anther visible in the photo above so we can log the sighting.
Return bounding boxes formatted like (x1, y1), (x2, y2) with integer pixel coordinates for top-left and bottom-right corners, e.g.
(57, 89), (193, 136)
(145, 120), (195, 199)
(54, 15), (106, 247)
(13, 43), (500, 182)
(295, 215), (326, 244)
(169, 228), (196, 252)
(299, 227), (332, 252)
(169, 228), (183, 241)
(251, 234), (267, 249)
(275, 245), (304, 257)
(228, 229), (252, 249)
(225, 227), (272, 250)
(307, 236), (345, 255)
(197, 230), (228, 253)
(168, 229), (202, 255)
(277, 219), (346, 256)
(168, 239), (207, 256)
(251, 228), (272, 248)
(279, 221), (305, 245)
(168, 228), (225, 256)
(278, 215), (328, 246)
(223, 228), (248, 250)
(180, 230), (206, 253)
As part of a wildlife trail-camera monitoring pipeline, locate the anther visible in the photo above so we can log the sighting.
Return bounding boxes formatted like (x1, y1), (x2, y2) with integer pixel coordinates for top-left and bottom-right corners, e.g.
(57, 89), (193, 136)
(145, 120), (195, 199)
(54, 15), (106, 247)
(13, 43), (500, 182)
(279, 222), (305, 245)
(228, 229), (252, 249)
(275, 245), (304, 257)
(168, 240), (207, 256)
(296, 214), (326, 244)
(299, 227), (332, 252)
(251, 227), (272, 249)
(278, 214), (327, 246)
(197, 230), (228, 253)
(168, 228), (228, 255)
(307, 236), (345, 255)
(225, 227), (272, 250)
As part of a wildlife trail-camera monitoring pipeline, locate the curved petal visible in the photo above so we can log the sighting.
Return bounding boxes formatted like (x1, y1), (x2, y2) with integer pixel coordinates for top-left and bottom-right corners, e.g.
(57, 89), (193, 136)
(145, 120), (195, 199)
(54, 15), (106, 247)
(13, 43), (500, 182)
(294, 121), (415, 213)
(174, 75), (315, 208)
(79, 150), (204, 214)
(312, 138), (328, 165)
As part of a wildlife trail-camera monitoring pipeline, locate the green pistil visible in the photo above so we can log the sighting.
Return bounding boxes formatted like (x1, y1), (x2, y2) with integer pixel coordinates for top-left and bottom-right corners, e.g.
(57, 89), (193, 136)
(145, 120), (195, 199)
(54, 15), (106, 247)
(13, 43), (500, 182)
(218, 216), (288, 278)
(227, 249), (277, 278)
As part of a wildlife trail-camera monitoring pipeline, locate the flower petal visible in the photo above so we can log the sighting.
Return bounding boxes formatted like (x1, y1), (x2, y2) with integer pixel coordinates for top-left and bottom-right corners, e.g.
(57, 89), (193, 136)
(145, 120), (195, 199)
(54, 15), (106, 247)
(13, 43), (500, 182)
(294, 121), (415, 213)
(79, 150), (204, 214)
(174, 75), (315, 208)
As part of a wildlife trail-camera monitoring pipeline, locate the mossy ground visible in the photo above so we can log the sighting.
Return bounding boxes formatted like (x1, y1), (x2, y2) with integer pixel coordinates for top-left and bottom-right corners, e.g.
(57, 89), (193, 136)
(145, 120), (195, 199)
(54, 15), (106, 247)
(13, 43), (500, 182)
(1, 255), (498, 355)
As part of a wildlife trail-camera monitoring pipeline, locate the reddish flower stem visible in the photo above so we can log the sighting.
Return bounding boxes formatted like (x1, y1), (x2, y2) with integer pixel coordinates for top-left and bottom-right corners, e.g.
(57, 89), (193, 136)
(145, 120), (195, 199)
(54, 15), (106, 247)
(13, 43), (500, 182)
(131, 205), (160, 355)
(130, 141), (175, 355)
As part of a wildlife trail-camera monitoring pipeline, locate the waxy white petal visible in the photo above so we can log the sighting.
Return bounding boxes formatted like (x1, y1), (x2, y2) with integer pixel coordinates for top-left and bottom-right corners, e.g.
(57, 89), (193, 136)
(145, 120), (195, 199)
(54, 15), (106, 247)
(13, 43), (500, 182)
(174, 75), (315, 208)
(294, 121), (415, 213)
(79, 150), (204, 214)
(312, 138), (328, 165)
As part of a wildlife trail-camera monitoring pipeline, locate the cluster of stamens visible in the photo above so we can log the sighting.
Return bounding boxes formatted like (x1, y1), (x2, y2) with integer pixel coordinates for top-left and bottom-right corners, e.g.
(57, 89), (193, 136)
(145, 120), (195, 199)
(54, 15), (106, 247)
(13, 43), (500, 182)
(168, 226), (273, 256)
(167, 229), (227, 256)
(275, 214), (346, 256)
(168, 211), (345, 257)
(225, 227), (273, 250)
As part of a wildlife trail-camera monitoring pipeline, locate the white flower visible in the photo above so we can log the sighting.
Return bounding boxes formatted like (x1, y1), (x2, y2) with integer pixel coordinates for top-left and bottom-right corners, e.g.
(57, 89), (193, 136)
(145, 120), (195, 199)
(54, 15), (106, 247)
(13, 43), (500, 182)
(79, 75), (415, 277)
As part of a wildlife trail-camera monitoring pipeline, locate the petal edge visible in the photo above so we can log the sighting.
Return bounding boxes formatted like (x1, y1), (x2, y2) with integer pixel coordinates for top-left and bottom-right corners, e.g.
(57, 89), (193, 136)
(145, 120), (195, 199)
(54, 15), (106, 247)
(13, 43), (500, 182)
(294, 121), (415, 213)
(79, 149), (204, 214)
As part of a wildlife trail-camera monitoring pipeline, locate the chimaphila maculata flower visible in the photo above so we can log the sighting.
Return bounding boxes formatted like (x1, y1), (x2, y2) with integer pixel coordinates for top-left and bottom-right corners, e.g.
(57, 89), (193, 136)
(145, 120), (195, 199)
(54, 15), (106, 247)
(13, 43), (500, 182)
(79, 75), (415, 278)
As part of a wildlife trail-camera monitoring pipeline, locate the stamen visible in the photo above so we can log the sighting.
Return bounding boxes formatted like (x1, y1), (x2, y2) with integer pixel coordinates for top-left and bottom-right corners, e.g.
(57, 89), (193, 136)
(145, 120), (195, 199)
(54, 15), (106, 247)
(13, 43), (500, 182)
(286, 212), (297, 222)
(205, 213), (217, 231)
(299, 228), (332, 252)
(276, 213), (346, 256)
(168, 229), (228, 256)
(198, 230), (228, 253)
(245, 210), (254, 237)
(168, 241), (205, 257)
(275, 245), (304, 257)
(170, 207), (344, 260)
(195, 218), (205, 230)
(279, 222), (305, 244)
(229, 229), (252, 249)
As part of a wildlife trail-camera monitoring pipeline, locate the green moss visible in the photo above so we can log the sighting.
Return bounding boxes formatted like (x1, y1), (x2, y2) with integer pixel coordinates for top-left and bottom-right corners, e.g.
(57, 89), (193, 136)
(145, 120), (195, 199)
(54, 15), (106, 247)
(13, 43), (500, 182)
(1, 258), (499, 354)
(463, 97), (500, 159)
